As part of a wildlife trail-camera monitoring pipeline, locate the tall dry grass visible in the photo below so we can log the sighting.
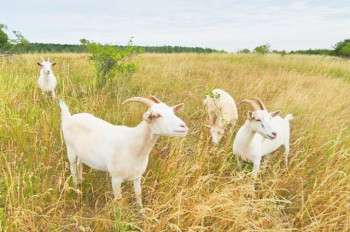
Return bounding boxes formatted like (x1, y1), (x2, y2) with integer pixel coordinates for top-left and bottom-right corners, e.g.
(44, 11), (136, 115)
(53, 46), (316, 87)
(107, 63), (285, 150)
(0, 53), (349, 231)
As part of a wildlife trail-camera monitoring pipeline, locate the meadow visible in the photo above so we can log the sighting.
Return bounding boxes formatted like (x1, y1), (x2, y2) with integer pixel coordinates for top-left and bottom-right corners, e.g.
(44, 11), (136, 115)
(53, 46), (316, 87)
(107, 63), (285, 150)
(0, 53), (349, 231)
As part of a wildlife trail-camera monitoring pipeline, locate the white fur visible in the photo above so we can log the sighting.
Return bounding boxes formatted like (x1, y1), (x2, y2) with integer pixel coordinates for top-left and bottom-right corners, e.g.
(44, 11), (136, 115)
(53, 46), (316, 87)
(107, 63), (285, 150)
(37, 57), (57, 99)
(203, 89), (238, 144)
(59, 98), (188, 208)
(233, 102), (293, 179)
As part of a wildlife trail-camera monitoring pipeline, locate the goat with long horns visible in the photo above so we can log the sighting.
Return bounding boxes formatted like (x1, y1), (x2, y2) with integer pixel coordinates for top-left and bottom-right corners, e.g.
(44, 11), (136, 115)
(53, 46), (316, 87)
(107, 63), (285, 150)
(233, 97), (293, 179)
(59, 96), (188, 209)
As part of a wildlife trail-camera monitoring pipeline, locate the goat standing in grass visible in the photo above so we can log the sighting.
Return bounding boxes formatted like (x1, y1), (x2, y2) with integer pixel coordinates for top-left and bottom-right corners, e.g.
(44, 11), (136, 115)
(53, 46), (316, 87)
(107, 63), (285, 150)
(37, 57), (57, 99)
(204, 89), (238, 144)
(233, 97), (293, 179)
(59, 96), (188, 208)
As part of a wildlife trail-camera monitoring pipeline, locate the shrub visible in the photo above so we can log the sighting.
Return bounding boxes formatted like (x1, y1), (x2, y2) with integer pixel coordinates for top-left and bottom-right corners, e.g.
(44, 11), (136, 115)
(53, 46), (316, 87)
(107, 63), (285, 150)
(238, 48), (250, 54)
(332, 39), (350, 58)
(81, 38), (139, 87)
(254, 44), (270, 54)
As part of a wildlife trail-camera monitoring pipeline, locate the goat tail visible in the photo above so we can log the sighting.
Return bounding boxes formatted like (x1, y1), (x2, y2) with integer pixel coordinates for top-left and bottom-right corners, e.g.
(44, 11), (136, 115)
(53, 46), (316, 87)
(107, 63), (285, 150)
(59, 100), (71, 122)
(284, 114), (294, 121)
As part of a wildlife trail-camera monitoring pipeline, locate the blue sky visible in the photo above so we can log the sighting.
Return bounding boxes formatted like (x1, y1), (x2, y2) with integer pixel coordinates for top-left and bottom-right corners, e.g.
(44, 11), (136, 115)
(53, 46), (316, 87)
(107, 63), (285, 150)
(1, 0), (349, 52)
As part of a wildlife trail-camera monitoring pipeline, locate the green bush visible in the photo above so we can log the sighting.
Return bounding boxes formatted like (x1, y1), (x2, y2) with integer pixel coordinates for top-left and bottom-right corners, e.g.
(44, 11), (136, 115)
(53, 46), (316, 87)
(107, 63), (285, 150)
(81, 38), (139, 87)
(238, 48), (250, 53)
(254, 44), (270, 54)
(332, 39), (350, 58)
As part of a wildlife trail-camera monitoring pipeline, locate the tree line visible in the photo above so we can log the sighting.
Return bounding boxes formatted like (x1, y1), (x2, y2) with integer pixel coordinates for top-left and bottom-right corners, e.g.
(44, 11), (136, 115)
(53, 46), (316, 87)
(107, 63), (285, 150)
(17, 43), (225, 54)
(0, 23), (224, 54)
(239, 41), (350, 58)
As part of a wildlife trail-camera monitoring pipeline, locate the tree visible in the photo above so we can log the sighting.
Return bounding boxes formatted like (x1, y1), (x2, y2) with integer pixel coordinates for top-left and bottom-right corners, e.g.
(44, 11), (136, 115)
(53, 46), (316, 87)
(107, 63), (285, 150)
(10, 30), (30, 53)
(0, 23), (29, 53)
(0, 24), (9, 50)
(332, 39), (350, 58)
(254, 44), (270, 54)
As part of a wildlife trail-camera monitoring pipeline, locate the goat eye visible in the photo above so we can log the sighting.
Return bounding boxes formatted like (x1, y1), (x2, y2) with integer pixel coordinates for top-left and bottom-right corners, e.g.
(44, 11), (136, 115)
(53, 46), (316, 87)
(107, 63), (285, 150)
(256, 119), (261, 122)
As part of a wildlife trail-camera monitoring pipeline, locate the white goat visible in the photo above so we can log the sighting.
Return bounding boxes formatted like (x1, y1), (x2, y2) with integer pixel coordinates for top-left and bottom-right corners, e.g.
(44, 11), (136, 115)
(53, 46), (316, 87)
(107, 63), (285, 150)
(203, 89), (238, 144)
(37, 57), (57, 99)
(59, 96), (188, 208)
(233, 98), (293, 179)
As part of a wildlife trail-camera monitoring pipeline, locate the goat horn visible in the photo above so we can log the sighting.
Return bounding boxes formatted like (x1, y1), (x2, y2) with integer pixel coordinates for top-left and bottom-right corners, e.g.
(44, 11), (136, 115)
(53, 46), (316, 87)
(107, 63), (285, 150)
(149, 96), (161, 103)
(122, 97), (155, 108)
(252, 97), (266, 110)
(48, 57), (50, 62)
(240, 99), (260, 111)
(40, 56), (45, 62)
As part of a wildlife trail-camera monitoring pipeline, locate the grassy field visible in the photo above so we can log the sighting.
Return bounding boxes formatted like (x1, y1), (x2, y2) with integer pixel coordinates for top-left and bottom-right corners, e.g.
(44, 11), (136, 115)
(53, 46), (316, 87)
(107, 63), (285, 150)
(0, 53), (350, 231)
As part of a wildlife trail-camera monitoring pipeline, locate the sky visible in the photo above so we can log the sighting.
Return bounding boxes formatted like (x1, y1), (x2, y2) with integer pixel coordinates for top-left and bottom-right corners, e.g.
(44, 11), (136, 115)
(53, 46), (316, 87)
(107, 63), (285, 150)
(1, 0), (350, 52)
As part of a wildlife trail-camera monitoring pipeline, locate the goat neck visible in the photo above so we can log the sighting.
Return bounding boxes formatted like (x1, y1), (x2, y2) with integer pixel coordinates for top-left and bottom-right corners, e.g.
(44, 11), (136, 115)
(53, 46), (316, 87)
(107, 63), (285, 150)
(238, 120), (257, 150)
(131, 121), (160, 158)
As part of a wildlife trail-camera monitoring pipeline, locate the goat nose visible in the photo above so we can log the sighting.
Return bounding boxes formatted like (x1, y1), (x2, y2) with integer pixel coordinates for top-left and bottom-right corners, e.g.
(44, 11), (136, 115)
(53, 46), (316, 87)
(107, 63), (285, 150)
(180, 124), (187, 129)
(272, 132), (277, 137)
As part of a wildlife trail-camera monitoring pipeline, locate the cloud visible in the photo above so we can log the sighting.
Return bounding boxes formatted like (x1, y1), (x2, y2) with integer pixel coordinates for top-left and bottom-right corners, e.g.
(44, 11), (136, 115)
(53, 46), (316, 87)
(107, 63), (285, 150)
(0, 0), (349, 51)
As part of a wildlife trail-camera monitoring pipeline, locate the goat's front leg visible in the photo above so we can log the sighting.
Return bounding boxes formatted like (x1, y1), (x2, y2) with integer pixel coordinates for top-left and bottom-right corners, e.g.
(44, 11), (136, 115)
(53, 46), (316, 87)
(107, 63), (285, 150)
(236, 154), (242, 171)
(133, 178), (143, 208)
(251, 158), (261, 179)
(51, 90), (56, 99)
(111, 177), (123, 199)
(284, 141), (290, 167)
(261, 154), (270, 173)
(209, 113), (215, 126)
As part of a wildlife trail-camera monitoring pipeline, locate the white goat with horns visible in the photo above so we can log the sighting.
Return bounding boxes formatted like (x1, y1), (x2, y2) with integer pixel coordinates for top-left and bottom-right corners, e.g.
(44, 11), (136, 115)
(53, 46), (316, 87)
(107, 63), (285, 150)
(59, 96), (188, 208)
(233, 97), (293, 179)
(203, 89), (238, 144)
(37, 57), (57, 99)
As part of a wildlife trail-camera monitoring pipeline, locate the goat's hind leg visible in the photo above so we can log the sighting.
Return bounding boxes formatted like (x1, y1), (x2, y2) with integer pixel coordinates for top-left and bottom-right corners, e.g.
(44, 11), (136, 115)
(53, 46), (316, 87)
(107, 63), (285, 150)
(67, 146), (79, 187)
(77, 157), (83, 182)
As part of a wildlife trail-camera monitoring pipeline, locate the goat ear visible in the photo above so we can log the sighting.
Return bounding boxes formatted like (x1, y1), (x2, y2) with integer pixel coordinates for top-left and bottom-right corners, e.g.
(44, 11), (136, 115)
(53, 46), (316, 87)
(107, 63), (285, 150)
(270, 110), (281, 117)
(52, 62), (56, 66)
(172, 103), (184, 113)
(248, 111), (253, 120)
(143, 111), (153, 123)
(37, 62), (42, 66)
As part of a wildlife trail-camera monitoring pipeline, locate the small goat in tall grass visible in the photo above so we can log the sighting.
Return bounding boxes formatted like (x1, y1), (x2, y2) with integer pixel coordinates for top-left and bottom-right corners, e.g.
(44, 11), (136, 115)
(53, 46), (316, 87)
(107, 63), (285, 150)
(37, 57), (57, 99)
